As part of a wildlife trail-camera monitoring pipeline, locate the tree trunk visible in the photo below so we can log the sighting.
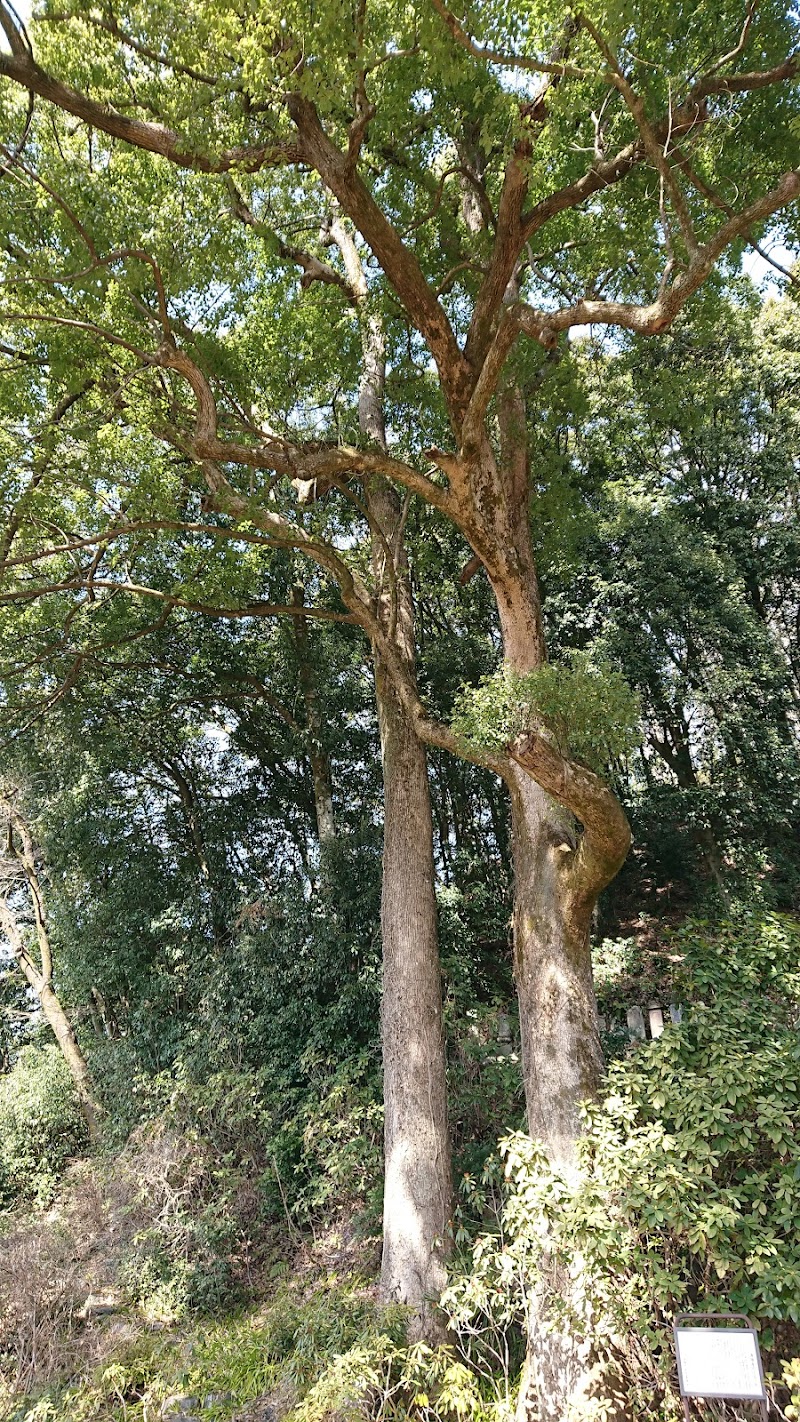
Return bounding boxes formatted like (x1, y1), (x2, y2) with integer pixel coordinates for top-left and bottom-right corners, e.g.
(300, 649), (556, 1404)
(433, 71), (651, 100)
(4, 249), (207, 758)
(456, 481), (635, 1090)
(368, 479), (452, 1339)
(292, 582), (336, 847)
(328, 218), (453, 1336)
(375, 650), (452, 1336)
(483, 458), (630, 1420)
(1, 801), (103, 1138)
(648, 722), (728, 894)
(38, 979), (102, 1139)
(509, 767), (604, 1166)
(0, 894), (102, 1141)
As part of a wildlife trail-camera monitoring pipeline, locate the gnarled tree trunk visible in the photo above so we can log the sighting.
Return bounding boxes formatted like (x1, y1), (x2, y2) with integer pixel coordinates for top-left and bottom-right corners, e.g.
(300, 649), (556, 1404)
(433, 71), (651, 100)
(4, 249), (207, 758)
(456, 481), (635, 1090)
(483, 441), (631, 1421)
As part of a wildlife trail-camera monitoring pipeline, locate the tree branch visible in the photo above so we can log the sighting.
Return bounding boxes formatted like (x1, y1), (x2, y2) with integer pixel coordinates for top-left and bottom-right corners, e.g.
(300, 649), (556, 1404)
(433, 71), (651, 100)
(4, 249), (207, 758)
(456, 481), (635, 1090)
(430, 0), (590, 81)
(0, 39), (303, 173)
(514, 166), (800, 341)
(510, 731), (631, 902)
(285, 92), (472, 421)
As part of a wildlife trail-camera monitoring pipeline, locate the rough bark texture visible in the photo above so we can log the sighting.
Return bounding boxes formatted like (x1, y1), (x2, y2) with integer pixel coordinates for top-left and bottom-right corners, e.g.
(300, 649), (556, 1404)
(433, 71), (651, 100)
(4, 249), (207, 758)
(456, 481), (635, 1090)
(509, 768), (605, 1166)
(368, 469), (452, 1340)
(375, 649), (452, 1334)
(4, 14), (794, 1406)
(478, 426), (631, 1420)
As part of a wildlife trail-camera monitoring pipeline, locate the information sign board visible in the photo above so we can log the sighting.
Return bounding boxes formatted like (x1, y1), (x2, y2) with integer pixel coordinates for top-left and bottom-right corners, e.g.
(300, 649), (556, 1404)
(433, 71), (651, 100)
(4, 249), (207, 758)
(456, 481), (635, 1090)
(673, 1313), (768, 1420)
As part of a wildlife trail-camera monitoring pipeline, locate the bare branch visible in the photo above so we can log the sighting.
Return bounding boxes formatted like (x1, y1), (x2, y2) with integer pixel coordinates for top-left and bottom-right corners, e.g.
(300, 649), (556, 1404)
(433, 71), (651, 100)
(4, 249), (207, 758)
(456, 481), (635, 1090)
(690, 53), (798, 99)
(464, 14), (581, 375)
(226, 179), (356, 300)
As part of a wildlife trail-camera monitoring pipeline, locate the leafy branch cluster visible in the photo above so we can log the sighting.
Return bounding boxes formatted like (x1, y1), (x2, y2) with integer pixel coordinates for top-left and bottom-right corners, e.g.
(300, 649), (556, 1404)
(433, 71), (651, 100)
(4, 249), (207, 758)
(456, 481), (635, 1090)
(451, 655), (641, 772)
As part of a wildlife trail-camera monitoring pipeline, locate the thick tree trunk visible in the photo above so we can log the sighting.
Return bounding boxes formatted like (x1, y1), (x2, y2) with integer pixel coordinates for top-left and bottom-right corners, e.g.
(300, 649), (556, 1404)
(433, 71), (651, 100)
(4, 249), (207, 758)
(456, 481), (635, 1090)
(508, 763), (617, 1422)
(485, 486), (630, 1420)
(509, 768), (604, 1166)
(328, 219), (452, 1335)
(489, 525), (604, 1167)
(375, 654), (452, 1335)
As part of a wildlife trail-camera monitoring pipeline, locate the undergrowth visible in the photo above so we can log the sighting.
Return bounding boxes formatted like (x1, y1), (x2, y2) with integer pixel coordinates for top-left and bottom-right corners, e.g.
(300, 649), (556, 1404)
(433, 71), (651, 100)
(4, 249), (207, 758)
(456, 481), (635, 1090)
(3, 913), (800, 1421)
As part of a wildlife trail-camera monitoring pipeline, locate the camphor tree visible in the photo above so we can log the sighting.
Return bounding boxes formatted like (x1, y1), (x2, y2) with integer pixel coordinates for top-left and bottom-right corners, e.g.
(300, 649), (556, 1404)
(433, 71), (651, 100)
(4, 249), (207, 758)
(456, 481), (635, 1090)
(0, 0), (799, 1413)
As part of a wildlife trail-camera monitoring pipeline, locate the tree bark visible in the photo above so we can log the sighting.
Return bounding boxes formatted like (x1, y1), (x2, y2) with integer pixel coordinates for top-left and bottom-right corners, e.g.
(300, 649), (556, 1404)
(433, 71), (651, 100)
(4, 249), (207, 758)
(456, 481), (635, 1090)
(38, 977), (102, 1139)
(291, 582), (336, 848)
(375, 644), (452, 1334)
(471, 427), (631, 1420)
(329, 218), (453, 1335)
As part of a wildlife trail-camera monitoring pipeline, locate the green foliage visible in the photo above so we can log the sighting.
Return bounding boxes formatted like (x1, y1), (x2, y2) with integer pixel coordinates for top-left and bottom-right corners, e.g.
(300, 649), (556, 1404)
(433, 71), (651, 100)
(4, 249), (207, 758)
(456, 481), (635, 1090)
(0, 1045), (88, 1208)
(262, 1049), (383, 1229)
(12, 1279), (501, 1422)
(451, 656), (641, 772)
(446, 914), (800, 1418)
(784, 1356), (800, 1420)
(554, 297), (800, 901)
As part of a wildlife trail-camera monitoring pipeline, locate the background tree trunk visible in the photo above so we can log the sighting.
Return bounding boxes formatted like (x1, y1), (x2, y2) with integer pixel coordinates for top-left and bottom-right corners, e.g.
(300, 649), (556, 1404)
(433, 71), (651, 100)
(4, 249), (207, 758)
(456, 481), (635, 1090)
(0, 801), (102, 1141)
(292, 582), (336, 848)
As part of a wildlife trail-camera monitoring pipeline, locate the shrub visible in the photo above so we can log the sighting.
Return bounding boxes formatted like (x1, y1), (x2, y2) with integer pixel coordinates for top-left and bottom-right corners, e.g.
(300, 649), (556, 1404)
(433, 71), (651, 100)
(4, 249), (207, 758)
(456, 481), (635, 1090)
(0, 1046), (88, 1207)
(445, 914), (800, 1418)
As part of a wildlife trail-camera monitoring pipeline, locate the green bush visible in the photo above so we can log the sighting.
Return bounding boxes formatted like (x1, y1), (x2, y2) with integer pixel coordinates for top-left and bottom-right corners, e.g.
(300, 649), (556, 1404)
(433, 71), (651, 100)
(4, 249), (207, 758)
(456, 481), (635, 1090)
(262, 1049), (383, 1229)
(445, 914), (800, 1418)
(0, 1045), (88, 1207)
(451, 655), (641, 771)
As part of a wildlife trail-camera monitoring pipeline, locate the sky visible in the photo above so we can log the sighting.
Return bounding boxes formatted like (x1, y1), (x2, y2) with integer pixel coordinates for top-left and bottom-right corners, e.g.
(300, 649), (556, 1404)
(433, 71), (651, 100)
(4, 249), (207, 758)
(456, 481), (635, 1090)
(8, 0), (31, 26)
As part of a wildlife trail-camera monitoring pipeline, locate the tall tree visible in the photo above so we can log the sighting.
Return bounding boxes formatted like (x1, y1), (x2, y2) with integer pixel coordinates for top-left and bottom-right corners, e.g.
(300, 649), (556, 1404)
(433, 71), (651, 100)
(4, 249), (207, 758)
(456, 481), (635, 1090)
(1, 0), (799, 1410)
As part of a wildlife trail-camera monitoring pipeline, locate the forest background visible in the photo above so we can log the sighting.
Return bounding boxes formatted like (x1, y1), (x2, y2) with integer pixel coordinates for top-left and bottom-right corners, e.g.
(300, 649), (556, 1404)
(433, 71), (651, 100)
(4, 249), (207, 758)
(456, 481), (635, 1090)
(0, 1), (799, 1419)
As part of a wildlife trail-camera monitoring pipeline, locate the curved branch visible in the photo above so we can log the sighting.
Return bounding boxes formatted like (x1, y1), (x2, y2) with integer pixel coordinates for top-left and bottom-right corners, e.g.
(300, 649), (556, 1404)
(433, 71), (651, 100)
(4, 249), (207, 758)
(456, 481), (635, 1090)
(154, 339), (456, 514)
(510, 731), (631, 902)
(430, 0), (590, 80)
(514, 166), (800, 341)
